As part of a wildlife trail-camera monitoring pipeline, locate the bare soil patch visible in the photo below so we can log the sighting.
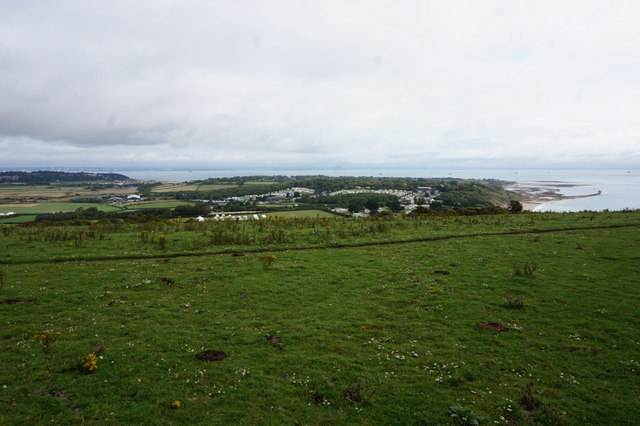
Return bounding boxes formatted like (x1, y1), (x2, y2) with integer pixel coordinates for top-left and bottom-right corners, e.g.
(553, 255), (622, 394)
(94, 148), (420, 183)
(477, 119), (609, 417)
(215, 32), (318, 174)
(1, 298), (38, 304)
(195, 350), (228, 361)
(477, 321), (509, 332)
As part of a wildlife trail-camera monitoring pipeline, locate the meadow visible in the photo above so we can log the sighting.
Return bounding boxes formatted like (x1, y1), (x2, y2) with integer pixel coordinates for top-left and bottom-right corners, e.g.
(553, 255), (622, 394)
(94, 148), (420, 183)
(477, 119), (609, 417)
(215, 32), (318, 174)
(0, 185), (136, 201)
(1, 211), (639, 424)
(151, 183), (239, 193)
(0, 202), (122, 215)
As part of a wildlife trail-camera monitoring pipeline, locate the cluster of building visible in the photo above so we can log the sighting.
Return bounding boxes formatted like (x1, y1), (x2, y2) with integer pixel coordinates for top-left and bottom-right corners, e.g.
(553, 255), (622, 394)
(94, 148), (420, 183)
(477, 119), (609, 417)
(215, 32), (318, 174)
(199, 186), (439, 216)
(207, 214), (269, 221)
(108, 194), (142, 203)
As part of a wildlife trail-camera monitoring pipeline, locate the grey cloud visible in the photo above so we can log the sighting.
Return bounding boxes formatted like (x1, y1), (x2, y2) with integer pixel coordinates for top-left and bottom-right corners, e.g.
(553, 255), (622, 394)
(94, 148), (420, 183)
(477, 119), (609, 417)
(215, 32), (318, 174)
(1, 1), (639, 168)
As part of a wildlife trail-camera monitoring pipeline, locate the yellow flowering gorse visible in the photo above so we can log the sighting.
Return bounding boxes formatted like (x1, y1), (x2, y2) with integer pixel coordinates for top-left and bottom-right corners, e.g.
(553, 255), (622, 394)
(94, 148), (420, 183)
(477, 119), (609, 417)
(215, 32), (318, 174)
(82, 352), (98, 372)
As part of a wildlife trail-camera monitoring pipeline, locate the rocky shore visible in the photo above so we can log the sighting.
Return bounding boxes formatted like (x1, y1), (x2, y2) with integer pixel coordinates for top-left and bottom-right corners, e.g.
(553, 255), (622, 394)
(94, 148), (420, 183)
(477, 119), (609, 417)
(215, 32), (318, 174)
(505, 181), (602, 211)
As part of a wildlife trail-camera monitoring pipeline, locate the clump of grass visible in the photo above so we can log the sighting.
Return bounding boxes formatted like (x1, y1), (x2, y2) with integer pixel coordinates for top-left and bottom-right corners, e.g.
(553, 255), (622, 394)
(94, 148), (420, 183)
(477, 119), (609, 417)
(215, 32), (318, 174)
(342, 375), (375, 404)
(511, 260), (538, 277)
(504, 295), (524, 309)
(519, 382), (542, 411)
(0, 265), (6, 290)
(259, 254), (276, 269)
(158, 234), (167, 249)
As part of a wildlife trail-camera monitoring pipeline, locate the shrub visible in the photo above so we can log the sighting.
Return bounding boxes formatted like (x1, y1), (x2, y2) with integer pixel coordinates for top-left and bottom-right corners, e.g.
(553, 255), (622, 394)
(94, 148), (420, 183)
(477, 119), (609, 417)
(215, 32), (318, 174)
(82, 352), (98, 373)
(508, 200), (523, 213)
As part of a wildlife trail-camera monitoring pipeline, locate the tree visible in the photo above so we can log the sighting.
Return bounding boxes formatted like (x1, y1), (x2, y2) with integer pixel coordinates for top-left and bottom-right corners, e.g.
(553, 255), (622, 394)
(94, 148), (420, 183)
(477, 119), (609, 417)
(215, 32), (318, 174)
(508, 200), (523, 214)
(386, 198), (403, 213)
(348, 199), (364, 213)
(365, 198), (379, 213)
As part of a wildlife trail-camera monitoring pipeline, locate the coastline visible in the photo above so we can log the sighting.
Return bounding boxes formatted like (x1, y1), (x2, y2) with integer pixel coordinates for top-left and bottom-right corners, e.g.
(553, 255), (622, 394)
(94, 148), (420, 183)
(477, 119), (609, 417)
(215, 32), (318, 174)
(504, 181), (602, 211)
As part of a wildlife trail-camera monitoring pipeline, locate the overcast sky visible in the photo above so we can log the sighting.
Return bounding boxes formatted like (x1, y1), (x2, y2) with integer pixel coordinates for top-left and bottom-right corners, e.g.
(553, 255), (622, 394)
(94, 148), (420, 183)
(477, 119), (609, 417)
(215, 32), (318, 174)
(1, 0), (639, 170)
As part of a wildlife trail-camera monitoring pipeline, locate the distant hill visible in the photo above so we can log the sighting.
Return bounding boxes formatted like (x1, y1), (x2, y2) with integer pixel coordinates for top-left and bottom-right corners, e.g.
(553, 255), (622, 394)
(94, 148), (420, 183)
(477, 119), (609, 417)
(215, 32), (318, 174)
(0, 170), (130, 185)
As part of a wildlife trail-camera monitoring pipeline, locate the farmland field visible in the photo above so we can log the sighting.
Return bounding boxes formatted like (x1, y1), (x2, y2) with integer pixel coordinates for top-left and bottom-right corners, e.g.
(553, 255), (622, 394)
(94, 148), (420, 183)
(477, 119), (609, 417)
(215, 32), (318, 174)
(243, 181), (277, 185)
(0, 202), (121, 214)
(0, 214), (37, 224)
(0, 185), (136, 200)
(265, 209), (336, 218)
(124, 201), (196, 210)
(151, 183), (238, 193)
(1, 211), (639, 424)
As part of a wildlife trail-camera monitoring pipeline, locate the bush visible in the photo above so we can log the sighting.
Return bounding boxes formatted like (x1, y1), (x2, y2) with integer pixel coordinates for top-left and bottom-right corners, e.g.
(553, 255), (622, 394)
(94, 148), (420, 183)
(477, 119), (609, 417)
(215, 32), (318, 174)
(508, 200), (523, 213)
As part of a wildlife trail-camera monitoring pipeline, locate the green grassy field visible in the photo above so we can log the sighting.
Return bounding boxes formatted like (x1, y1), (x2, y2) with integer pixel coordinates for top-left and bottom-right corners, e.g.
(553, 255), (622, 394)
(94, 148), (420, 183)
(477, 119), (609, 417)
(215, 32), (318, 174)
(0, 215), (37, 224)
(0, 202), (122, 214)
(265, 209), (336, 219)
(124, 201), (196, 210)
(1, 211), (639, 424)
(0, 185), (136, 199)
(150, 183), (238, 193)
(243, 181), (277, 185)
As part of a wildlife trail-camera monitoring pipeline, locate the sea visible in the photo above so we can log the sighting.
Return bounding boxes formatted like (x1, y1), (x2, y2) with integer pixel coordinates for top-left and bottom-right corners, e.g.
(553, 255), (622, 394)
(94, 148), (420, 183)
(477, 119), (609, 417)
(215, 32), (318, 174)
(7, 167), (638, 212)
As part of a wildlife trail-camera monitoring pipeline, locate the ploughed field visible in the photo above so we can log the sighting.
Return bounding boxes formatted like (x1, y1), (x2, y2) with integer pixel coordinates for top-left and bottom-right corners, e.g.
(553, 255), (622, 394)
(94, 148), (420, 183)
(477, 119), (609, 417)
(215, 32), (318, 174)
(1, 211), (639, 424)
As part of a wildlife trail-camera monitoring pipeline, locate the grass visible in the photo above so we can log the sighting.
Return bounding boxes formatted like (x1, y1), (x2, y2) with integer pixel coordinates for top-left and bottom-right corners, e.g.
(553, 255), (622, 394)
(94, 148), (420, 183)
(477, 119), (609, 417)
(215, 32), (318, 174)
(0, 202), (122, 214)
(243, 181), (277, 185)
(197, 184), (239, 191)
(265, 209), (336, 218)
(0, 185), (136, 200)
(151, 183), (238, 193)
(150, 183), (202, 192)
(0, 211), (639, 424)
(0, 215), (37, 224)
(124, 201), (196, 210)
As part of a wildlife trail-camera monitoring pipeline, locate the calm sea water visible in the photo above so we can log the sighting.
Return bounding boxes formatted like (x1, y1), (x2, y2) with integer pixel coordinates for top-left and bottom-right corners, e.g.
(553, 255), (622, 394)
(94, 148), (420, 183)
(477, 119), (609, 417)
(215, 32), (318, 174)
(94, 168), (640, 212)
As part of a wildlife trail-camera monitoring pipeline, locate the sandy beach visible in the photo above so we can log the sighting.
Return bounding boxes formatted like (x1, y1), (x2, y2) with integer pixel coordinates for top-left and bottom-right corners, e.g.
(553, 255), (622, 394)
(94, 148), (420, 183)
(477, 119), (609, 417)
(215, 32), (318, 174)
(504, 181), (602, 211)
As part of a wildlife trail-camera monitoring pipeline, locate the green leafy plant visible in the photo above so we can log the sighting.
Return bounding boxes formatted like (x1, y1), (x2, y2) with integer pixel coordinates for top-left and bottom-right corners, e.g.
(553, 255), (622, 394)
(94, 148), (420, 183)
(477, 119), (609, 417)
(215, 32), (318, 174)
(448, 405), (483, 425)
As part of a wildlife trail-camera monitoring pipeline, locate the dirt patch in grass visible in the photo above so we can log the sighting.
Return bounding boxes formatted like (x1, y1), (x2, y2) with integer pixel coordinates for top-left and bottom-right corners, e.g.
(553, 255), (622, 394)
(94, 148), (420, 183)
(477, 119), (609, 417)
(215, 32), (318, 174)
(477, 321), (509, 332)
(1, 298), (38, 304)
(266, 335), (285, 349)
(195, 350), (228, 362)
